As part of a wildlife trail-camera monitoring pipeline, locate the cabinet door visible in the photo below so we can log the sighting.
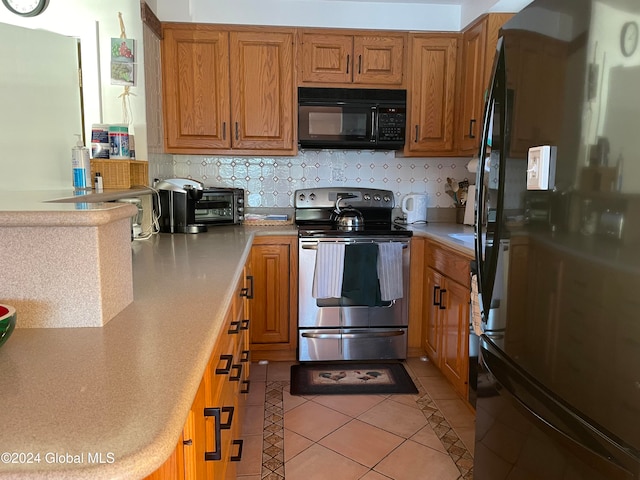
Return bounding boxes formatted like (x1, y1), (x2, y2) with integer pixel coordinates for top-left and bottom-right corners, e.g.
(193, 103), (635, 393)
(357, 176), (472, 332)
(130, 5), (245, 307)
(230, 31), (295, 151)
(408, 35), (458, 153)
(162, 27), (231, 151)
(183, 378), (207, 480)
(250, 242), (293, 345)
(353, 35), (404, 85)
(423, 266), (445, 362)
(458, 19), (486, 154)
(301, 33), (353, 83)
(440, 278), (470, 398)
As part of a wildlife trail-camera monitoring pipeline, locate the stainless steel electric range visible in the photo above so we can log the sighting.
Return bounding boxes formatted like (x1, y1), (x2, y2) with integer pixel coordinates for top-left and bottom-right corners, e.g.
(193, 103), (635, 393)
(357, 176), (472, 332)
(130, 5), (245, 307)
(295, 187), (412, 362)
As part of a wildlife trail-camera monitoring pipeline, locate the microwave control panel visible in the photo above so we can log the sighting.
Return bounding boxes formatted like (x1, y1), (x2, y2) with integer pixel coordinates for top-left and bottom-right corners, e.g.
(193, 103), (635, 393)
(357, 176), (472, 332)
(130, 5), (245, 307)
(377, 107), (406, 143)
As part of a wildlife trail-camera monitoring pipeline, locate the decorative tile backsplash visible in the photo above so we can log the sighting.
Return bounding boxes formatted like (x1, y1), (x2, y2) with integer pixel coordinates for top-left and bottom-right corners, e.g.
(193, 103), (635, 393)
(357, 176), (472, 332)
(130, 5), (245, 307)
(150, 151), (475, 209)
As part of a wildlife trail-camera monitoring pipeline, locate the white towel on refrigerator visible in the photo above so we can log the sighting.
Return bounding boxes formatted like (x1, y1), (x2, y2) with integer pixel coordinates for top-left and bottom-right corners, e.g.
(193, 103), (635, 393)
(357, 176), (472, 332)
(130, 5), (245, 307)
(376, 242), (404, 301)
(312, 242), (346, 299)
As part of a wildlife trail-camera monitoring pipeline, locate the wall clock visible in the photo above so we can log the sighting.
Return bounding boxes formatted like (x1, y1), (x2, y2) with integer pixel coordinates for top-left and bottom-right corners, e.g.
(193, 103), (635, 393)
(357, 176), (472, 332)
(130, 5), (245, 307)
(1, 0), (49, 16)
(620, 21), (638, 57)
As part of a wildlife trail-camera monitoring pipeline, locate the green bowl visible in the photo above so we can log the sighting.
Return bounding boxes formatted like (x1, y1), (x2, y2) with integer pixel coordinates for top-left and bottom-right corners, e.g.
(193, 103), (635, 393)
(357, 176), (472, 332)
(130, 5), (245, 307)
(0, 304), (16, 348)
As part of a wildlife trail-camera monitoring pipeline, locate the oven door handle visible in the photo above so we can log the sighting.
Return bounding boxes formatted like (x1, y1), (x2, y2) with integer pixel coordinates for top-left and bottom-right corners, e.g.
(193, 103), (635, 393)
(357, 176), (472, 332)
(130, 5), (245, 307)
(301, 242), (409, 250)
(301, 330), (405, 339)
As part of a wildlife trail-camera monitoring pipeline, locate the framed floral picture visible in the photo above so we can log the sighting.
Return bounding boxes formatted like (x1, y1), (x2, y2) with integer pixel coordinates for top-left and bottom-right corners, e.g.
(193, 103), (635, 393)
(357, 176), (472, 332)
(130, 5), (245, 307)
(110, 38), (135, 86)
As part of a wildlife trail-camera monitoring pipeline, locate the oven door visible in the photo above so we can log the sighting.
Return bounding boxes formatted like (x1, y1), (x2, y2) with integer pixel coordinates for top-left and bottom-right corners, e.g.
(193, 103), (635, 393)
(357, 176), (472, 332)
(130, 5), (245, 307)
(299, 328), (408, 362)
(298, 104), (375, 149)
(298, 236), (410, 361)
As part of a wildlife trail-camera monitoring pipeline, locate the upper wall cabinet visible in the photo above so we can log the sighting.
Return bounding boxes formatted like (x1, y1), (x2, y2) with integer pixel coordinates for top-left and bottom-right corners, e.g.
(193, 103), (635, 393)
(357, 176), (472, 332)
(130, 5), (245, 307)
(406, 34), (459, 155)
(162, 24), (296, 155)
(298, 29), (405, 87)
(456, 13), (514, 155)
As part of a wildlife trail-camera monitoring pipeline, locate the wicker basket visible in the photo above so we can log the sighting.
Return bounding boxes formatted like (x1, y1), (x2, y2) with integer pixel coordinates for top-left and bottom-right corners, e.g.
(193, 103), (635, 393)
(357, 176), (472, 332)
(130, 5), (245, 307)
(90, 160), (149, 188)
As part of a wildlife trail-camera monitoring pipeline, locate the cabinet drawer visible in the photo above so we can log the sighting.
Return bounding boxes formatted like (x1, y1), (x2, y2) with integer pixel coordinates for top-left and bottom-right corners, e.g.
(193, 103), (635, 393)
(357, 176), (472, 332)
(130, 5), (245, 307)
(426, 242), (471, 287)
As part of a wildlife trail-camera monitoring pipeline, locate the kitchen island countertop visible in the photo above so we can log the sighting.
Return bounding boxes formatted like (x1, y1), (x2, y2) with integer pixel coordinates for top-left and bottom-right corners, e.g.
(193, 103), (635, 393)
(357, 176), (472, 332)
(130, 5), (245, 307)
(0, 220), (473, 479)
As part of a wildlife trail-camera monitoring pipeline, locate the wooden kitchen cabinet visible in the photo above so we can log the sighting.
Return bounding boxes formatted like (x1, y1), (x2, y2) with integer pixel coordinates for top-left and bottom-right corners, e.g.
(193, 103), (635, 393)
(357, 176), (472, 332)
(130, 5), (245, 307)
(250, 236), (298, 361)
(145, 268), (251, 479)
(457, 14), (513, 155)
(457, 18), (487, 154)
(299, 29), (405, 86)
(162, 24), (295, 155)
(405, 34), (459, 155)
(422, 239), (472, 399)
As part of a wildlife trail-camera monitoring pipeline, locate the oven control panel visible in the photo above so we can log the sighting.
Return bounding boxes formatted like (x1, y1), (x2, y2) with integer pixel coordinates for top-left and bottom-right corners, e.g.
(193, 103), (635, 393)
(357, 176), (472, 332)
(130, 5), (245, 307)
(295, 188), (394, 209)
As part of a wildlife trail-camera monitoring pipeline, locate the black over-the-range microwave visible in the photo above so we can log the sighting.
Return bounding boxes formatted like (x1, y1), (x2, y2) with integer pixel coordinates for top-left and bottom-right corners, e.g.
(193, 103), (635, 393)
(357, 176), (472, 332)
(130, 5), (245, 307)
(297, 87), (406, 150)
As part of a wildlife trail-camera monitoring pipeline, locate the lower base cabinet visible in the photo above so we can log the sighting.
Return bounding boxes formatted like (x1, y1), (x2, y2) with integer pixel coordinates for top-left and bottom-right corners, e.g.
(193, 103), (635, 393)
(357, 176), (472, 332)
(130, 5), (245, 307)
(249, 236), (298, 361)
(145, 267), (251, 479)
(422, 239), (472, 400)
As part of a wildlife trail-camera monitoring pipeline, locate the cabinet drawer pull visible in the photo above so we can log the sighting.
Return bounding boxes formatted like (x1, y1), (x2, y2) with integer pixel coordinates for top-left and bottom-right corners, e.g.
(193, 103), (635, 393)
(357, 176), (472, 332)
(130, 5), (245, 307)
(240, 276), (254, 299)
(433, 285), (441, 306)
(241, 350), (250, 363)
(439, 289), (447, 310)
(231, 439), (244, 462)
(220, 406), (234, 429)
(468, 119), (476, 138)
(203, 407), (221, 461)
(247, 274), (254, 298)
(241, 379), (250, 394)
(183, 438), (193, 446)
(215, 354), (233, 375)
(228, 319), (248, 334)
(230, 363), (243, 382)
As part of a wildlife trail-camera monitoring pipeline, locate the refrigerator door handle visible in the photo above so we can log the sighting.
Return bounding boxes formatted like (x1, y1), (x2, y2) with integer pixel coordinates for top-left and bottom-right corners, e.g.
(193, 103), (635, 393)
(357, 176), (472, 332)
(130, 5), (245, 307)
(480, 339), (637, 479)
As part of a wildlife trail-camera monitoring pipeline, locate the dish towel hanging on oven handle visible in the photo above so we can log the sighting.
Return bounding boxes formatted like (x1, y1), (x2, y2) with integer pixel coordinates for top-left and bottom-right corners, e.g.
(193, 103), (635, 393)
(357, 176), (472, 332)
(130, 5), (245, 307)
(312, 242), (346, 299)
(377, 242), (404, 301)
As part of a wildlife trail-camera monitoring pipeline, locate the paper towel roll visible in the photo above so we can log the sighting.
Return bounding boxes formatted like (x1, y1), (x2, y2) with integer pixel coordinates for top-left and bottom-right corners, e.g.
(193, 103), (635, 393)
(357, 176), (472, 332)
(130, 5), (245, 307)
(467, 158), (479, 173)
(463, 185), (476, 226)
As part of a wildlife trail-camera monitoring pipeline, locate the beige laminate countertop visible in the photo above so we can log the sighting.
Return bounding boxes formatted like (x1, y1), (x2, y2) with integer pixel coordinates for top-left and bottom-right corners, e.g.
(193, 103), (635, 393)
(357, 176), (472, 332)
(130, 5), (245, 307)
(0, 220), (473, 479)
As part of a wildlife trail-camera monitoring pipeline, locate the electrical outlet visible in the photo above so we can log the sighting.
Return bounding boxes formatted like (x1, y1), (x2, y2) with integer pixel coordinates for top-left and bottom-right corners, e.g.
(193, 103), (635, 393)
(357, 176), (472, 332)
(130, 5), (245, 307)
(527, 145), (556, 190)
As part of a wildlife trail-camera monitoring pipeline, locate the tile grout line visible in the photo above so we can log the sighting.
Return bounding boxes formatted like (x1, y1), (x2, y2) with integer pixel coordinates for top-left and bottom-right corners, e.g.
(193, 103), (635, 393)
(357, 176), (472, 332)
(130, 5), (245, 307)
(261, 373), (473, 480)
(406, 364), (474, 480)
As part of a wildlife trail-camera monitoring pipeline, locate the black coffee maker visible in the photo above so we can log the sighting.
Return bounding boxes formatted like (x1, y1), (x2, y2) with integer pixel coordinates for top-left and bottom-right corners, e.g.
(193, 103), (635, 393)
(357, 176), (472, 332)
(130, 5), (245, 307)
(156, 178), (208, 233)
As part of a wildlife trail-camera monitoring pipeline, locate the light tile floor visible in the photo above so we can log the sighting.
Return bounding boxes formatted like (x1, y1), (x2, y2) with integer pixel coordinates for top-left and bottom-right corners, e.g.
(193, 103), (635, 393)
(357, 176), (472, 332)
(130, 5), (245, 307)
(236, 358), (475, 480)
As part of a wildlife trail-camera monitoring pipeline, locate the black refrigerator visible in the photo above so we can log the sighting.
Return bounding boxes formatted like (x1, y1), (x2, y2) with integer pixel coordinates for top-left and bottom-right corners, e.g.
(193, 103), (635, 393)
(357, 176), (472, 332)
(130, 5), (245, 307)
(472, 0), (640, 479)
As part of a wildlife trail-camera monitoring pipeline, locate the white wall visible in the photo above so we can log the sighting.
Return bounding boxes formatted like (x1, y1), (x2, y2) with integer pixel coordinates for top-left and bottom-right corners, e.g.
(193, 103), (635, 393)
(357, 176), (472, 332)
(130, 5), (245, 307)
(0, 0), (147, 190)
(154, 0), (532, 31)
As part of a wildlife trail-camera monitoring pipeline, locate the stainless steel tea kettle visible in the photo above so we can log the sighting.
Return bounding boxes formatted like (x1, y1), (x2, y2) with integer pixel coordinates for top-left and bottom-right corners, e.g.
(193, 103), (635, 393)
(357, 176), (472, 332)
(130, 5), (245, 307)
(332, 194), (364, 231)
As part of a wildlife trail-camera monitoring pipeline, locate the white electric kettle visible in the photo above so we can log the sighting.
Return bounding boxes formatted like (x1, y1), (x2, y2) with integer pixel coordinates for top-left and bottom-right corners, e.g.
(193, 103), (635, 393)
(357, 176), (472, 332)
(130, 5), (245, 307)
(401, 193), (428, 224)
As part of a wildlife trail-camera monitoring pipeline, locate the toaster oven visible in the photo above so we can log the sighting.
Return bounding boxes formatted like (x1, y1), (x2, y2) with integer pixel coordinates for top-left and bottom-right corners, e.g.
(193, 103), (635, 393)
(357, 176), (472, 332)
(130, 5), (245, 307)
(194, 187), (244, 225)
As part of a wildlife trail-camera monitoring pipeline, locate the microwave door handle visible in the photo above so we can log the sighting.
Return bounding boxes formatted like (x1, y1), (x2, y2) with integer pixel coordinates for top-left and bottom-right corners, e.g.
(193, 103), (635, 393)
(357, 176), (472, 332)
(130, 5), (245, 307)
(371, 107), (376, 142)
